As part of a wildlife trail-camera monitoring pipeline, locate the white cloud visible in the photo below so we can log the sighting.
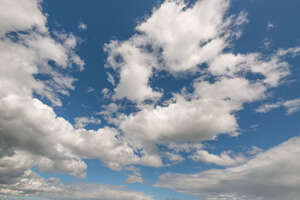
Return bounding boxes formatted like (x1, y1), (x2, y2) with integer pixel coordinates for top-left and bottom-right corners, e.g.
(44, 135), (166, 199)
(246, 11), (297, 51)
(104, 38), (161, 102)
(0, 0), (163, 191)
(247, 146), (263, 156)
(105, 0), (300, 157)
(256, 101), (282, 113)
(164, 152), (185, 164)
(120, 95), (239, 146)
(0, 0), (47, 37)
(267, 22), (275, 30)
(104, 0), (247, 102)
(126, 174), (144, 184)
(283, 98), (300, 114)
(167, 142), (203, 153)
(189, 150), (246, 167)
(107, 72), (115, 86)
(156, 136), (300, 200)
(74, 116), (102, 129)
(78, 21), (87, 31)
(125, 166), (144, 184)
(0, 0), (90, 181)
(0, 170), (152, 200)
(1, 0), (300, 199)
(136, 0), (235, 72)
(87, 87), (95, 93)
(256, 98), (300, 114)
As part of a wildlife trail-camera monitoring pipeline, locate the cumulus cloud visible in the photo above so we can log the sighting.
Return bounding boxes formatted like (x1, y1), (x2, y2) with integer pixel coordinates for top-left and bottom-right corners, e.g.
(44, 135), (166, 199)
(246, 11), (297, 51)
(104, 0), (247, 102)
(104, 38), (162, 102)
(0, 0), (89, 182)
(2, 0), (300, 199)
(104, 0), (300, 158)
(0, 0), (162, 192)
(0, 0), (47, 36)
(156, 136), (300, 200)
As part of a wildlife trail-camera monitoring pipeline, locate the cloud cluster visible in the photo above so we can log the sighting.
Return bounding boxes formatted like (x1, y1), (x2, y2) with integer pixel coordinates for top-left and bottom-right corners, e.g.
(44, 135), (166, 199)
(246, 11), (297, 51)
(156, 136), (300, 200)
(0, 0), (160, 193)
(105, 0), (300, 160)
(1, 0), (300, 199)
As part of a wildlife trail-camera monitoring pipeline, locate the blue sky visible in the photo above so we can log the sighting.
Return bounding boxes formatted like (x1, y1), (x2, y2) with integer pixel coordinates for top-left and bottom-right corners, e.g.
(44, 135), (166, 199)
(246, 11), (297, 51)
(1, 0), (300, 200)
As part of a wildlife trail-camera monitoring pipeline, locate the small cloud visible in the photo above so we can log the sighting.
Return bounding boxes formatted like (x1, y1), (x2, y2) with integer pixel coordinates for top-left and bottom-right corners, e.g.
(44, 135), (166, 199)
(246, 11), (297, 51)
(256, 98), (300, 115)
(87, 87), (95, 93)
(256, 101), (282, 113)
(74, 116), (101, 129)
(101, 88), (112, 99)
(263, 38), (272, 49)
(78, 21), (87, 31)
(247, 146), (263, 155)
(125, 166), (143, 184)
(267, 21), (275, 30)
(250, 124), (259, 129)
(107, 72), (115, 86)
(283, 98), (300, 115)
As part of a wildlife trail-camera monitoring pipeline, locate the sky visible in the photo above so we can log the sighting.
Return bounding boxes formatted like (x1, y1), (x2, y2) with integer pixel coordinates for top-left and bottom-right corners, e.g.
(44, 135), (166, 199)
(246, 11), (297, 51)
(0, 0), (300, 200)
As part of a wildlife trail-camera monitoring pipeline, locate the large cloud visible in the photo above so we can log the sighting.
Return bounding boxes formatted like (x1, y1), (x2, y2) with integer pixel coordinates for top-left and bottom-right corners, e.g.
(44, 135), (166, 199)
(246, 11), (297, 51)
(156, 136), (300, 200)
(104, 0), (243, 102)
(105, 0), (300, 158)
(0, 0), (161, 191)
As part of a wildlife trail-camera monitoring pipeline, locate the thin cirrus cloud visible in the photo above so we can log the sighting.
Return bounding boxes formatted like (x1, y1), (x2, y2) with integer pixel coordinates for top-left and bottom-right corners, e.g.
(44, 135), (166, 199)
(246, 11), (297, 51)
(1, 0), (300, 199)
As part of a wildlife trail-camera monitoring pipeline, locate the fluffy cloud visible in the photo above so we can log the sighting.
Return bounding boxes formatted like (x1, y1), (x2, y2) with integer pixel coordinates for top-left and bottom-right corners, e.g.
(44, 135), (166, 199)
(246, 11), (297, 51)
(104, 38), (161, 102)
(0, 170), (152, 200)
(104, 0), (300, 153)
(0, 0), (47, 36)
(136, 0), (235, 72)
(2, 0), (300, 199)
(0, 0), (161, 191)
(118, 48), (296, 151)
(104, 0), (247, 102)
(156, 136), (300, 200)
(120, 95), (239, 145)
(0, 0), (89, 182)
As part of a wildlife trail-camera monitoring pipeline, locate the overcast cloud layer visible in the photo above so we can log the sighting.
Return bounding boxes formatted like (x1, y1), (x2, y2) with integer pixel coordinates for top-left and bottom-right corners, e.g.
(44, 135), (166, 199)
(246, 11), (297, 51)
(1, 0), (300, 199)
